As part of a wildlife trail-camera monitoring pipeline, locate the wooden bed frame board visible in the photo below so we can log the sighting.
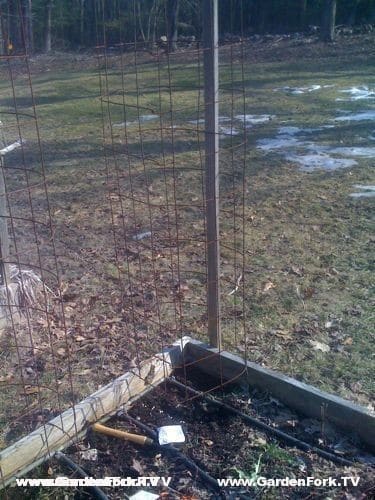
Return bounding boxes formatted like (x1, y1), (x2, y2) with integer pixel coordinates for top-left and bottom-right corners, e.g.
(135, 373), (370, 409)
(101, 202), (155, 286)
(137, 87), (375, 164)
(0, 341), (185, 488)
(183, 339), (375, 450)
(2, 335), (374, 489)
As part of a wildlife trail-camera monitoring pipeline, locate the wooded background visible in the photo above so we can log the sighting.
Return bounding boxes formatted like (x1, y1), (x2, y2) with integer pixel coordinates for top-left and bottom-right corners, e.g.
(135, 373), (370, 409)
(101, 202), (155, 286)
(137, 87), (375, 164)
(0, 0), (374, 54)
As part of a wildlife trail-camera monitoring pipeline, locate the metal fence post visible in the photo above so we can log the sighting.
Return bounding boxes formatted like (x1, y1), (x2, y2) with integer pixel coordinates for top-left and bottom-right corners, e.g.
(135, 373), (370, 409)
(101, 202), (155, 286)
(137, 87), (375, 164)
(203, 0), (221, 349)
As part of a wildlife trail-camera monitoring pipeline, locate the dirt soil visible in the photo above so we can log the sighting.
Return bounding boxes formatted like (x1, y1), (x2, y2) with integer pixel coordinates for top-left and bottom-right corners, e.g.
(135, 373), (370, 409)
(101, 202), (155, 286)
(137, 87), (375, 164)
(6, 371), (374, 500)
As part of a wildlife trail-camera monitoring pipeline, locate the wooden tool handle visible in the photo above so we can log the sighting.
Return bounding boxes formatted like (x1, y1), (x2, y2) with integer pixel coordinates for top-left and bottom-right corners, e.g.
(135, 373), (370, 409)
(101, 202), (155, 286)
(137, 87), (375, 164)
(92, 423), (153, 446)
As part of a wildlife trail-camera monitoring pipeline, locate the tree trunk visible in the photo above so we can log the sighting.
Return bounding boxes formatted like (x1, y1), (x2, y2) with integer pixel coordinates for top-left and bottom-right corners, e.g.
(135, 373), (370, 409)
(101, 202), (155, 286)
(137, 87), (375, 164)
(346, 0), (360, 26)
(8, 0), (20, 52)
(44, 0), (52, 53)
(300, 0), (307, 31)
(166, 0), (179, 52)
(22, 0), (33, 53)
(321, 0), (336, 42)
(0, 13), (4, 55)
(80, 0), (85, 46)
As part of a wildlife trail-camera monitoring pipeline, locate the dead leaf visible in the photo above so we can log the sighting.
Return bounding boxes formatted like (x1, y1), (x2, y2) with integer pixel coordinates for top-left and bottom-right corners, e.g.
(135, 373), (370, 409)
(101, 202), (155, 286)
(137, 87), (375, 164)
(271, 329), (292, 340)
(0, 374), (13, 383)
(56, 348), (67, 357)
(47, 466), (54, 476)
(253, 436), (267, 447)
(22, 386), (40, 395)
(263, 281), (276, 292)
(131, 459), (144, 475)
(290, 265), (303, 277)
(53, 329), (66, 339)
(343, 337), (353, 345)
(303, 287), (315, 299)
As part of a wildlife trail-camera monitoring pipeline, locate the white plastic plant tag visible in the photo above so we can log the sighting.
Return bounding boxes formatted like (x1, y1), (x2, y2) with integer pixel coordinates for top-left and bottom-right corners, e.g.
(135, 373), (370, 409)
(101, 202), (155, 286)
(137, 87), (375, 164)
(158, 425), (185, 445)
(129, 491), (159, 500)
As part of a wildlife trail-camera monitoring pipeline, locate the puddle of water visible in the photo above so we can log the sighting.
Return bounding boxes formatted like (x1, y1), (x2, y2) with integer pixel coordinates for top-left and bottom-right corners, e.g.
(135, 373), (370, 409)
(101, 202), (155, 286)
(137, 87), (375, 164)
(350, 185), (375, 198)
(336, 86), (375, 101)
(334, 110), (375, 122)
(235, 114), (275, 125)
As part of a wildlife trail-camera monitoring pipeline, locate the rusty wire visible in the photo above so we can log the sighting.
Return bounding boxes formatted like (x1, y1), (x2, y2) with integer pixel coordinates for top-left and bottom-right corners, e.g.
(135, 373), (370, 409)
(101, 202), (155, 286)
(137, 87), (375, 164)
(0, 0), (249, 490)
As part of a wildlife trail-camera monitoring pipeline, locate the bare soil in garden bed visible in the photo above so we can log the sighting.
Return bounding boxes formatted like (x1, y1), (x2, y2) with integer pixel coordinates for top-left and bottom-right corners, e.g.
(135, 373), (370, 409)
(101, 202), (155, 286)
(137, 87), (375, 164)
(5, 371), (374, 500)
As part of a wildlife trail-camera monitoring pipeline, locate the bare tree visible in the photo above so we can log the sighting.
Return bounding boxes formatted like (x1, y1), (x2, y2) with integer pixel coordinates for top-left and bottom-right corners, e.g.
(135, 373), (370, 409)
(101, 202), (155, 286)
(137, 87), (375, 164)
(321, 0), (337, 42)
(22, 0), (33, 53)
(166, 0), (179, 52)
(44, 0), (53, 52)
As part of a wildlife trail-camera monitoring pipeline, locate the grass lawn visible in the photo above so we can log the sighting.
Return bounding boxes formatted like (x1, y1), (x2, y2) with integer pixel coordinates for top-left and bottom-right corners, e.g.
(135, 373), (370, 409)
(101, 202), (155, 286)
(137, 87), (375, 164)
(0, 34), (374, 454)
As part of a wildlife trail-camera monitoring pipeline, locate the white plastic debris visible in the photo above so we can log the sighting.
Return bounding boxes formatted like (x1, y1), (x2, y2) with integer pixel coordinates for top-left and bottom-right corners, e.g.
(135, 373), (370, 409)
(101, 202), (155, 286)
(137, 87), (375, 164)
(0, 139), (24, 156)
(133, 231), (152, 241)
(158, 425), (185, 445)
(129, 492), (159, 500)
(78, 448), (98, 461)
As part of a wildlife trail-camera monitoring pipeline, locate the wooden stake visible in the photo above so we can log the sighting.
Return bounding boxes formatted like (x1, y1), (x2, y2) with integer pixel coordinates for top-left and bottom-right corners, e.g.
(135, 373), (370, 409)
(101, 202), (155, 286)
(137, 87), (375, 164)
(203, 0), (221, 349)
(0, 344), (183, 488)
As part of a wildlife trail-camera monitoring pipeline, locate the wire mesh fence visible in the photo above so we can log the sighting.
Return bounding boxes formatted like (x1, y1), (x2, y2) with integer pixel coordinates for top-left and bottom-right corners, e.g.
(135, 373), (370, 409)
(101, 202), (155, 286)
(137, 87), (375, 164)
(0, 0), (374, 495)
(0, 0), (249, 468)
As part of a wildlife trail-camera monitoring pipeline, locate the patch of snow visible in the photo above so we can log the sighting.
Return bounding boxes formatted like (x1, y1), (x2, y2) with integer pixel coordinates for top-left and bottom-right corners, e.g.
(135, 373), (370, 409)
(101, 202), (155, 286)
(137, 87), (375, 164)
(286, 153), (357, 171)
(257, 136), (302, 151)
(334, 110), (375, 122)
(277, 126), (302, 136)
(140, 114), (159, 122)
(336, 86), (375, 101)
(219, 116), (232, 123)
(350, 185), (375, 198)
(274, 84), (334, 94)
(235, 114), (275, 125)
(256, 125), (374, 172)
(329, 146), (375, 157)
(188, 118), (205, 125)
(113, 115), (159, 128)
(219, 125), (240, 137)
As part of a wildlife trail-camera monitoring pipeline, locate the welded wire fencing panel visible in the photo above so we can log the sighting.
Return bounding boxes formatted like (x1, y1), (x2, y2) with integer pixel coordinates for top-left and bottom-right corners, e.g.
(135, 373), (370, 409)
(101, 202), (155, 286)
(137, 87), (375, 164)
(0, 1), (248, 471)
(0, 30), (77, 457)
(0, 0), (373, 492)
(95, 0), (248, 361)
